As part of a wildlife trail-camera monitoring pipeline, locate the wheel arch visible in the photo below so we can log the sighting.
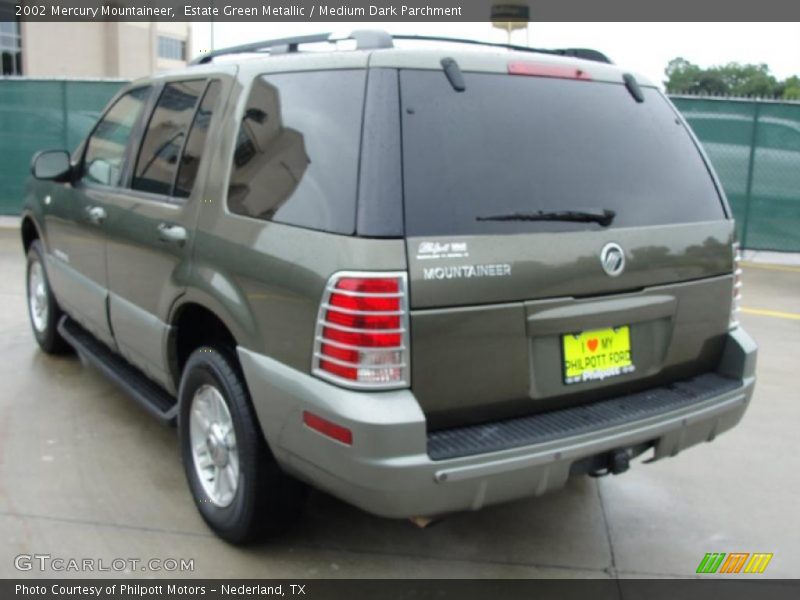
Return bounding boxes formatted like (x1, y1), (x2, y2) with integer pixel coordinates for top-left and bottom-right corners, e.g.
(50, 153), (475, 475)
(21, 212), (43, 254)
(167, 300), (242, 388)
(168, 297), (279, 467)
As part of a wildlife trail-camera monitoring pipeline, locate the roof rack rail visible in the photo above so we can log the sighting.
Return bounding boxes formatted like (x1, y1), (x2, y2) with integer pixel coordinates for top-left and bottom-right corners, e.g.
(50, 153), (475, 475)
(190, 30), (611, 66)
(557, 48), (612, 63)
(390, 35), (611, 64)
(190, 30), (392, 65)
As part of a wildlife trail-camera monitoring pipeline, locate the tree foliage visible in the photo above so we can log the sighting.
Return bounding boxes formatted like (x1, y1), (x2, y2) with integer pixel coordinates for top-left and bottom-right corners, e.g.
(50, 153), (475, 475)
(664, 58), (798, 99)
(780, 76), (800, 101)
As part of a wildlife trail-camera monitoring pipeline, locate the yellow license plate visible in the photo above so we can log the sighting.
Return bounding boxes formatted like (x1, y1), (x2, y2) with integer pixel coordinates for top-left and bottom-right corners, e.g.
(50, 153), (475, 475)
(562, 326), (635, 385)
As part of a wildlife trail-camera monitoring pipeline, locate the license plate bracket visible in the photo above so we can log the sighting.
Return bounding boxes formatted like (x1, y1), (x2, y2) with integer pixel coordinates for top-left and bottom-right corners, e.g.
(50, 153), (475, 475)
(562, 326), (635, 385)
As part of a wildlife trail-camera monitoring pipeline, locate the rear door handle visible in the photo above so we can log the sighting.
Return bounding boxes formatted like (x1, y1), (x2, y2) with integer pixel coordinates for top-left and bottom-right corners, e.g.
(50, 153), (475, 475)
(157, 223), (187, 245)
(85, 206), (106, 225)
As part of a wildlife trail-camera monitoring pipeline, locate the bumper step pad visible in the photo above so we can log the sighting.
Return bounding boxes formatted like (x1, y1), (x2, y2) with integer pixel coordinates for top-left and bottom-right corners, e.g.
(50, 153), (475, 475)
(427, 373), (741, 460)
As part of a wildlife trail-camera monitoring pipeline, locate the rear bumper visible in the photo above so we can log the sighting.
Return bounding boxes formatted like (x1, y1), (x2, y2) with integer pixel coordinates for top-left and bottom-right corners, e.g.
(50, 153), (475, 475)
(238, 327), (756, 518)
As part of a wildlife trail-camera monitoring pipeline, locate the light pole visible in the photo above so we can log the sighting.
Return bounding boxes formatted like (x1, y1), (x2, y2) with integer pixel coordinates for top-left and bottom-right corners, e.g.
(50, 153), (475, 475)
(210, 1), (215, 51)
(490, 1), (530, 46)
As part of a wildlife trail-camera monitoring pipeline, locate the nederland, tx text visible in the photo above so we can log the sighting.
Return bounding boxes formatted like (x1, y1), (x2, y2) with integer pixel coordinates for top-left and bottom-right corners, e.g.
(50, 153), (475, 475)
(14, 584), (306, 596)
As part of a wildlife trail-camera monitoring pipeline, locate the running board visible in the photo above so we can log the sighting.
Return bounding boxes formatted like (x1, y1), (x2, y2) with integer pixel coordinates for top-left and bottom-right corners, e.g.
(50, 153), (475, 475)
(58, 316), (178, 425)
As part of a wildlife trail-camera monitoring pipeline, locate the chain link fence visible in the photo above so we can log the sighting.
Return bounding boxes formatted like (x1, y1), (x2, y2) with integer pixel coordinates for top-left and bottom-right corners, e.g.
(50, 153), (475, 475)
(0, 80), (797, 252)
(0, 78), (124, 214)
(672, 95), (800, 252)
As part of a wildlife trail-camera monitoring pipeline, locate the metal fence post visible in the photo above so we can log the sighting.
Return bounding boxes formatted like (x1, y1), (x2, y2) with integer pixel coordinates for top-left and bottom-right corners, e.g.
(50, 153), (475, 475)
(740, 101), (761, 249)
(60, 80), (69, 151)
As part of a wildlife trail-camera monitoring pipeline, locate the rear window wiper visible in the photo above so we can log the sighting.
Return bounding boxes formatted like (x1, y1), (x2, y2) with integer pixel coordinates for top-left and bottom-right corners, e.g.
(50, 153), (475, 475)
(477, 208), (616, 227)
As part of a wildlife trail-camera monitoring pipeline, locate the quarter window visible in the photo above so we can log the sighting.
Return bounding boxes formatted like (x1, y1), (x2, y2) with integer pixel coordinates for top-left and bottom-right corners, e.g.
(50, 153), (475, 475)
(227, 70), (366, 234)
(82, 86), (151, 187)
(132, 80), (206, 196)
(174, 81), (222, 198)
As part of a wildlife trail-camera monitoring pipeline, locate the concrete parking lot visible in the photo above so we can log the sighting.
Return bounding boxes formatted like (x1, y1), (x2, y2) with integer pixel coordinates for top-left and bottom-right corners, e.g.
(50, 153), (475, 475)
(0, 227), (798, 579)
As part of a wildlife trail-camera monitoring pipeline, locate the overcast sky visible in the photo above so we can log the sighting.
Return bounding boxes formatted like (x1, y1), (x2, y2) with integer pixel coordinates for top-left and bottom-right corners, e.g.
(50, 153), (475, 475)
(191, 22), (800, 87)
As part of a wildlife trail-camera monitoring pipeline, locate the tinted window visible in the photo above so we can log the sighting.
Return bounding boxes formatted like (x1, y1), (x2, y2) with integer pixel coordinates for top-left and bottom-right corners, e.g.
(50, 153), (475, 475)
(175, 80), (221, 198)
(401, 71), (725, 237)
(82, 86), (151, 187)
(132, 80), (205, 196)
(227, 70), (366, 234)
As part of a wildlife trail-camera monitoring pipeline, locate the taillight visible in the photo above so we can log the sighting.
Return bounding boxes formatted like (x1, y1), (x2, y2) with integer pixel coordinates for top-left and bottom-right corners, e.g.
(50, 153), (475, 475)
(313, 272), (409, 389)
(731, 243), (742, 329)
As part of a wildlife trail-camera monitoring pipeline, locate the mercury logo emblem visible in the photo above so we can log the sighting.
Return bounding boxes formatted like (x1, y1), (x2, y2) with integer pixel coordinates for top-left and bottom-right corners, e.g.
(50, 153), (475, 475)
(600, 243), (625, 277)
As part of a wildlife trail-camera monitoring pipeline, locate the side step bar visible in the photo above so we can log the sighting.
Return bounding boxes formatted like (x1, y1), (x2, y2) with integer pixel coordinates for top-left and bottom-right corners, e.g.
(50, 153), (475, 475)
(58, 316), (178, 425)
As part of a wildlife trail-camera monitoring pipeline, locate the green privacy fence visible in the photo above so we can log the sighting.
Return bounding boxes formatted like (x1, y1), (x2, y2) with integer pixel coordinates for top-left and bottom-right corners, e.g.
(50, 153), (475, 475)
(0, 78), (125, 214)
(0, 80), (798, 251)
(671, 95), (800, 252)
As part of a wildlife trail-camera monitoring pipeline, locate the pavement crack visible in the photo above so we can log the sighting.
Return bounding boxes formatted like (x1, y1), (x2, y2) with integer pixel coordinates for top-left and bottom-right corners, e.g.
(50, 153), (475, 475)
(0, 509), (212, 539)
(288, 541), (611, 577)
(595, 479), (621, 585)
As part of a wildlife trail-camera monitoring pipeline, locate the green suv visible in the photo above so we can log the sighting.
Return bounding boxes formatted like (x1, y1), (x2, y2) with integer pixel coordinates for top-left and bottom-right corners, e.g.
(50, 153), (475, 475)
(21, 31), (757, 543)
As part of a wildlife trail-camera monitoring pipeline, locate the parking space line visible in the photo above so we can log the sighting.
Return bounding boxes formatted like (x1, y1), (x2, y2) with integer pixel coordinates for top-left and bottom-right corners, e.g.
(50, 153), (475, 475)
(741, 262), (800, 274)
(741, 307), (800, 321)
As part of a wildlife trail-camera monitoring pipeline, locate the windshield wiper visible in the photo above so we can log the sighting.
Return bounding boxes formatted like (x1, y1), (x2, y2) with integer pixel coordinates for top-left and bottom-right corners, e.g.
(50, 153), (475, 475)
(477, 208), (616, 227)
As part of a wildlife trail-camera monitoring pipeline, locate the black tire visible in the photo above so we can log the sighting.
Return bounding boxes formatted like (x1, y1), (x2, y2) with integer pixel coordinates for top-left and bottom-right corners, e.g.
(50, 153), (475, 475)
(26, 239), (70, 354)
(178, 345), (307, 544)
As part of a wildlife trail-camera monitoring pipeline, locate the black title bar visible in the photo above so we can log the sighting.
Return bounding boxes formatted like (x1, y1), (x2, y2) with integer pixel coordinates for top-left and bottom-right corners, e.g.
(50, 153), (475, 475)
(2, 0), (800, 21)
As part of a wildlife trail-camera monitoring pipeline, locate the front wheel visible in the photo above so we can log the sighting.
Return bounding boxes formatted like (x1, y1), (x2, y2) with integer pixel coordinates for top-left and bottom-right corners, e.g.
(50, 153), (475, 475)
(178, 346), (306, 543)
(26, 240), (69, 354)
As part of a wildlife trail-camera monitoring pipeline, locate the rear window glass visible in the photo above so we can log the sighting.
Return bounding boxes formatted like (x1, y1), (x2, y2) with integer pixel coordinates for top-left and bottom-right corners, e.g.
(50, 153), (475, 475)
(227, 70), (366, 235)
(400, 70), (725, 236)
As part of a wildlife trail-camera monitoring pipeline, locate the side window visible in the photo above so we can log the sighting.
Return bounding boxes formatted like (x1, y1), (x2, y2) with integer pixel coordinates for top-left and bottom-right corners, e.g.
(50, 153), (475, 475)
(227, 70), (366, 235)
(82, 86), (151, 187)
(174, 80), (222, 198)
(132, 79), (206, 196)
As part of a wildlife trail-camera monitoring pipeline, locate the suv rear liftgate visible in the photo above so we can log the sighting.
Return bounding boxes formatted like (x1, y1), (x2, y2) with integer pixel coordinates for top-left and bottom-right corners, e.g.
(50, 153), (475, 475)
(400, 67), (737, 432)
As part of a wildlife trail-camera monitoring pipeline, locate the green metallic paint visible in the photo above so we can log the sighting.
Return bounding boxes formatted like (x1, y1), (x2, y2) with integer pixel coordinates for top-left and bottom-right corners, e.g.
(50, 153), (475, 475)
(188, 217), (408, 372)
(408, 222), (735, 427)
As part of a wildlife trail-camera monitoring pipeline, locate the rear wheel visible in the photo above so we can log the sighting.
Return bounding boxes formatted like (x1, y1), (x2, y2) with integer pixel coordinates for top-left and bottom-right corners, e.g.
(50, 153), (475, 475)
(178, 346), (306, 543)
(26, 240), (69, 354)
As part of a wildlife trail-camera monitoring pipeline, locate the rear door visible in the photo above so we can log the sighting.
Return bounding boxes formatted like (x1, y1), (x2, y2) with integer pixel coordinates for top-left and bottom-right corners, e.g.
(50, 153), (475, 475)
(102, 73), (231, 391)
(399, 68), (734, 429)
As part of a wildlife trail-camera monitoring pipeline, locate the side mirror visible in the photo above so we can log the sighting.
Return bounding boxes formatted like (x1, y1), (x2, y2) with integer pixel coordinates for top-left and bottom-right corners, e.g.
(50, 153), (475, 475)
(31, 150), (72, 182)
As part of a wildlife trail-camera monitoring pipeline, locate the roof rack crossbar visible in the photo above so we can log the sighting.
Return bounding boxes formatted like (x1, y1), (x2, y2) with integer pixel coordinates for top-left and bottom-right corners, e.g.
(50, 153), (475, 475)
(190, 30), (393, 65)
(190, 30), (610, 66)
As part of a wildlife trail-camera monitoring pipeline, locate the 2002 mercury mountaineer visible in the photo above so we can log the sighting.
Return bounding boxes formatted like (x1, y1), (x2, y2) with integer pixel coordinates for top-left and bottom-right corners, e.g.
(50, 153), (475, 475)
(21, 31), (757, 543)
